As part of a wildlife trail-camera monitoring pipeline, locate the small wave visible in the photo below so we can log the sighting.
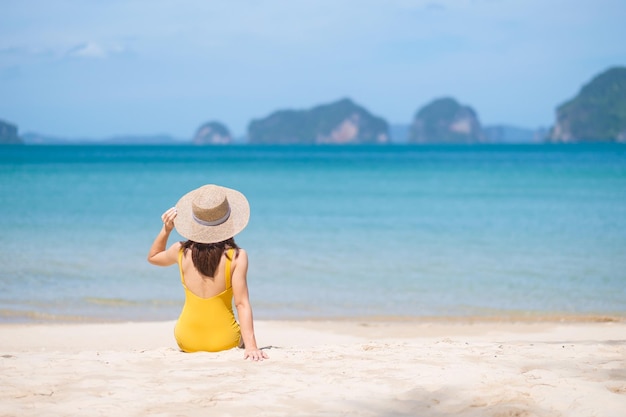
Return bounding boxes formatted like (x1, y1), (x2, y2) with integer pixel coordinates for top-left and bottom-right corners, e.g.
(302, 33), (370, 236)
(84, 297), (140, 307)
(0, 308), (95, 323)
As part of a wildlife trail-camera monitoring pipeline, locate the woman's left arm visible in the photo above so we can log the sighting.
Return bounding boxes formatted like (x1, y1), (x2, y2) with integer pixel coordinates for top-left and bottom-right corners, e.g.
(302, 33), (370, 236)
(232, 249), (269, 361)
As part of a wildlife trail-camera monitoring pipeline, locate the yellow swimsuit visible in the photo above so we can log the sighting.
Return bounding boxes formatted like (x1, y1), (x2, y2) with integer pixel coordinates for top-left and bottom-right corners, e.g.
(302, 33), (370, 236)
(174, 248), (241, 352)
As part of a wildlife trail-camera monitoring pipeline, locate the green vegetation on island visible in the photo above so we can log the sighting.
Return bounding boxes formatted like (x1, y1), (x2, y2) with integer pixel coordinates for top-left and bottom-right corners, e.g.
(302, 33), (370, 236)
(0, 119), (22, 144)
(248, 98), (389, 144)
(408, 97), (485, 144)
(549, 66), (626, 142)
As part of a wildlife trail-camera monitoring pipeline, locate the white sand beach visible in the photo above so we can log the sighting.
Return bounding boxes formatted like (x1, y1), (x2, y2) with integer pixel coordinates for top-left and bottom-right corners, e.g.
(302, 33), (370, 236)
(1, 318), (625, 417)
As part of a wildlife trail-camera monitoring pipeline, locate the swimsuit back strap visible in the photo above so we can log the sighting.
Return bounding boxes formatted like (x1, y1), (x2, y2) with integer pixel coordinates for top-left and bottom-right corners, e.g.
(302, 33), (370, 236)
(177, 247), (185, 286)
(225, 248), (234, 289)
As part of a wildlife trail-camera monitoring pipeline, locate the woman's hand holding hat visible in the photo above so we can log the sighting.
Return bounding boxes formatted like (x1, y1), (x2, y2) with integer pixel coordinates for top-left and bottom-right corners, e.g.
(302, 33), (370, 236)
(161, 207), (177, 233)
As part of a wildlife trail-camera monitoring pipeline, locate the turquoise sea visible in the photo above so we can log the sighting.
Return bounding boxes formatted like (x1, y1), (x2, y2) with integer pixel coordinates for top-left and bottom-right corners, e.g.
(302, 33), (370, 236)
(1, 144), (625, 322)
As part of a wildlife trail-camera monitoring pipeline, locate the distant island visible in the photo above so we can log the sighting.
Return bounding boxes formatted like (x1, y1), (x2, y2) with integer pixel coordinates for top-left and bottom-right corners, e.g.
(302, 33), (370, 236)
(0, 119), (22, 144)
(248, 98), (390, 144)
(483, 125), (547, 144)
(99, 134), (183, 145)
(408, 97), (486, 144)
(193, 121), (233, 145)
(19, 132), (185, 145)
(549, 66), (626, 142)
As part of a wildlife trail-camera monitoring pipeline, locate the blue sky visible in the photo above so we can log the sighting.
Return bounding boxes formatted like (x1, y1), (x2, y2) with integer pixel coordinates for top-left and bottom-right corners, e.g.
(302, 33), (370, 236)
(1, 0), (625, 139)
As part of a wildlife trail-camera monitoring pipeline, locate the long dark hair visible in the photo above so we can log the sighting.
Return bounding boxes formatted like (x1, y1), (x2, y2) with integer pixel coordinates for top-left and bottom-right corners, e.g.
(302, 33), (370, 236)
(181, 237), (239, 278)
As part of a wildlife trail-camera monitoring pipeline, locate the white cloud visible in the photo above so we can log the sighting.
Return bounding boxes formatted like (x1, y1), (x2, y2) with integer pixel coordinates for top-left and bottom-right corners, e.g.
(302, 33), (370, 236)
(66, 42), (108, 59)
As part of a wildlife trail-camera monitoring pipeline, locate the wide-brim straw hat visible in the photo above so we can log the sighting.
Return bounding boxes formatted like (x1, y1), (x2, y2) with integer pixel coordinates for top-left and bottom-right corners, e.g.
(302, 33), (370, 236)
(174, 184), (250, 244)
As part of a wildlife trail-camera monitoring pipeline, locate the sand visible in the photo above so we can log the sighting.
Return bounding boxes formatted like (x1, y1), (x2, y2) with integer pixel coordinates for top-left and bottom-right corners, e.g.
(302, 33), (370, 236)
(1, 318), (625, 417)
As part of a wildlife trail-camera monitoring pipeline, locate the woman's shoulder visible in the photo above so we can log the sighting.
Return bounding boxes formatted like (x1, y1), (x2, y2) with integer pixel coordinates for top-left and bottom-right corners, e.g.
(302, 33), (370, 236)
(168, 241), (183, 255)
(231, 247), (248, 265)
(233, 247), (247, 259)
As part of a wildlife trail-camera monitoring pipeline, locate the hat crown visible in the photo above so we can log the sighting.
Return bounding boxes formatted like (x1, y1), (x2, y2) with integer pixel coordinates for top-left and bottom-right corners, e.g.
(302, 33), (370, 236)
(191, 186), (230, 225)
(174, 183), (249, 243)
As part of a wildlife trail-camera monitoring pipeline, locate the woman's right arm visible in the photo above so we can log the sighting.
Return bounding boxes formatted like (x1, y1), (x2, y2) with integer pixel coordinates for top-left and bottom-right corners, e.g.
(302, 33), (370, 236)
(147, 207), (181, 267)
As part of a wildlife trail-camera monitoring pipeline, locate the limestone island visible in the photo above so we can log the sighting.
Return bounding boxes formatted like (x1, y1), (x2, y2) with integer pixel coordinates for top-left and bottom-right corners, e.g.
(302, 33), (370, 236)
(193, 121), (233, 145)
(549, 66), (626, 142)
(0, 119), (22, 144)
(247, 98), (390, 145)
(408, 97), (486, 144)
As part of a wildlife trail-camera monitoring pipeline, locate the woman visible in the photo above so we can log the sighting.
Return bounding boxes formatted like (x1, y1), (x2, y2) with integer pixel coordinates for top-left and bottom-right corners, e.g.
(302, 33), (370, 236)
(147, 184), (268, 361)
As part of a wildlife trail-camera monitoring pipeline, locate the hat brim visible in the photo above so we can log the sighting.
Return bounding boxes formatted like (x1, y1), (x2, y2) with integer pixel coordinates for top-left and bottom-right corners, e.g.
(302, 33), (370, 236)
(174, 185), (250, 244)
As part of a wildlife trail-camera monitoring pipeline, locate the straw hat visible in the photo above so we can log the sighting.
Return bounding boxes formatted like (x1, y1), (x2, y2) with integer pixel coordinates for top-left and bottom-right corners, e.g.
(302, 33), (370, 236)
(174, 184), (250, 243)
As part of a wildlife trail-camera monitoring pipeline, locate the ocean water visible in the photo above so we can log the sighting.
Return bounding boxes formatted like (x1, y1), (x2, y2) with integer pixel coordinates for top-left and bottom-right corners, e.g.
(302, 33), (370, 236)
(1, 144), (625, 322)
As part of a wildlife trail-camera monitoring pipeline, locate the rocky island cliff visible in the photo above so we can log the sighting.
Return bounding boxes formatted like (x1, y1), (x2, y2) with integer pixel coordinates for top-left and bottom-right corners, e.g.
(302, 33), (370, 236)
(408, 97), (486, 144)
(0, 119), (22, 144)
(193, 121), (233, 145)
(247, 98), (390, 144)
(549, 66), (626, 142)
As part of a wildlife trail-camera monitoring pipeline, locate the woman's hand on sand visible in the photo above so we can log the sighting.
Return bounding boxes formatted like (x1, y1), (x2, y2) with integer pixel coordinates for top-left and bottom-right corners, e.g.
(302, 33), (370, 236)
(161, 207), (177, 233)
(244, 348), (269, 361)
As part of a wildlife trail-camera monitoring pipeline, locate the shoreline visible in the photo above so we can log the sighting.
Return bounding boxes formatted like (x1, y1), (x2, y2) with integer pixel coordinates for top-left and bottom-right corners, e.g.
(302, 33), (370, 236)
(1, 311), (624, 326)
(2, 319), (625, 416)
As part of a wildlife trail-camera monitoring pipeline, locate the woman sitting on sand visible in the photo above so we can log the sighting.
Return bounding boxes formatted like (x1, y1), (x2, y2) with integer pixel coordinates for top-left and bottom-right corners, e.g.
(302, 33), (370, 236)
(147, 184), (268, 361)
